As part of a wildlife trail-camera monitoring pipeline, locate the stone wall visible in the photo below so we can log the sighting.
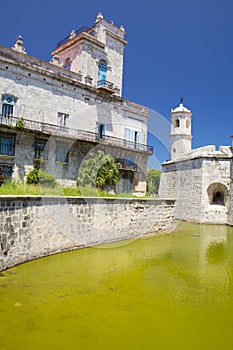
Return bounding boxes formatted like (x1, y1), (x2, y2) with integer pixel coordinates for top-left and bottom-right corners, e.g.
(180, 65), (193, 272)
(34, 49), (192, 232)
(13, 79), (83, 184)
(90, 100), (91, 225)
(159, 158), (203, 222)
(159, 156), (232, 224)
(0, 196), (175, 271)
(201, 158), (231, 224)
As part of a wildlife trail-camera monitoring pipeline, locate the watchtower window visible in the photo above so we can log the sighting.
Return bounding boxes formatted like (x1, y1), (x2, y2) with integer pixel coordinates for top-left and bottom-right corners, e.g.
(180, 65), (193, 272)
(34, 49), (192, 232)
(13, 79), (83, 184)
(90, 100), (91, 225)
(186, 119), (190, 128)
(174, 118), (180, 128)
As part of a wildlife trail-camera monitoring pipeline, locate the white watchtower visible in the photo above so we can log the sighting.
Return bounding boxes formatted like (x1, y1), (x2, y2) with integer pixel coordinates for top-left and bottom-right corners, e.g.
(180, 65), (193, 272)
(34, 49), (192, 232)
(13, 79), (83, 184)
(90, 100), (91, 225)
(170, 98), (192, 160)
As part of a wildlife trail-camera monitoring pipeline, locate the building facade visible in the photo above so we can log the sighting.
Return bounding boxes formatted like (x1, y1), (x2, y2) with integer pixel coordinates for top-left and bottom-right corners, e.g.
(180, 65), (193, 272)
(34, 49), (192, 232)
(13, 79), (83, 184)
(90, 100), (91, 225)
(0, 13), (152, 194)
(159, 99), (233, 224)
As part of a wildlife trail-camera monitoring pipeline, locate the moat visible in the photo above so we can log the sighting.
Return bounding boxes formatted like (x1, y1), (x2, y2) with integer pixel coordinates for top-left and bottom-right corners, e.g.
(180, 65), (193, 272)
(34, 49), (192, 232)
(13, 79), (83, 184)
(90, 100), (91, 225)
(1, 222), (233, 350)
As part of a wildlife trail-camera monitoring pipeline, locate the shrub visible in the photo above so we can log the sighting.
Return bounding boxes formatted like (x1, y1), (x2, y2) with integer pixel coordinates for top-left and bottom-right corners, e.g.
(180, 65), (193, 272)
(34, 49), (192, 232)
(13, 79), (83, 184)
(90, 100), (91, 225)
(146, 169), (161, 196)
(26, 169), (57, 187)
(0, 166), (7, 187)
(77, 150), (120, 189)
(16, 117), (26, 131)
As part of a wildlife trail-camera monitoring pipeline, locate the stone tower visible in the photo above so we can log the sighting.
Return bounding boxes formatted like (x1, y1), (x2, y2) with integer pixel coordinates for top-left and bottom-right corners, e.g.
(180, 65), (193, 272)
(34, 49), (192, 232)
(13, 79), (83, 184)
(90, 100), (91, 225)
(170, 98), (192, 160)
(51, 13), (127, 96)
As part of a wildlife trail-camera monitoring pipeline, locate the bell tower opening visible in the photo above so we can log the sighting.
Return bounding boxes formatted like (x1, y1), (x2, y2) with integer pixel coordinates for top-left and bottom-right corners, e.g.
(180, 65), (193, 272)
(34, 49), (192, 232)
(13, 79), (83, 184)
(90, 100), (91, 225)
(174, 118), (180, 128)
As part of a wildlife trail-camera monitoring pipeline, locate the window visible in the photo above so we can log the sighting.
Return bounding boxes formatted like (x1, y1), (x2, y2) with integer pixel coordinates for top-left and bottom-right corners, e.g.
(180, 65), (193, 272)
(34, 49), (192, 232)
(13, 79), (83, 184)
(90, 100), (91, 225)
(174, 118), (180, 128)
(98, 60), (107, 87)
(186, 119), (190, 128)
(56, 143), (69, 162)
(35, 138), (48, 160)
(96, 123), (105, 139)
(89, 30), (95, 37)
(0, 132), (15, 156)
(0, 164), (13, 178)
(57, 113), (69, 128)
(124, 128), (144, 149)
(2, 95), (16, 117)
(64, 58), (71, 70)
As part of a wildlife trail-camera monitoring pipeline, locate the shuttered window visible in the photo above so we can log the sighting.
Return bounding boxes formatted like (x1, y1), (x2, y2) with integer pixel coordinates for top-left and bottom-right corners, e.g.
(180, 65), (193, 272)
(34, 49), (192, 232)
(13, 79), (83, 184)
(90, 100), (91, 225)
(0, 133), (16, 156)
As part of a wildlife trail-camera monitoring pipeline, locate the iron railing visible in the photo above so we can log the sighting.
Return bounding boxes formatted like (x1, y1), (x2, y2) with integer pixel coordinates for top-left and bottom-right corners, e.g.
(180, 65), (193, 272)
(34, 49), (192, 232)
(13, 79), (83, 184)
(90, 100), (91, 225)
(57, 26), (90, 48)
(116, 158), (137, 171)
(0, 115), (153, 154)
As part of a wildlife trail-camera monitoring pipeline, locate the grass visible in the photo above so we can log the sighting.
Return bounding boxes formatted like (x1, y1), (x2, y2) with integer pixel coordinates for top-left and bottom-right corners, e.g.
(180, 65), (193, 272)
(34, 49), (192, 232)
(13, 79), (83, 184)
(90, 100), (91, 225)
(0, 181), (148, 198)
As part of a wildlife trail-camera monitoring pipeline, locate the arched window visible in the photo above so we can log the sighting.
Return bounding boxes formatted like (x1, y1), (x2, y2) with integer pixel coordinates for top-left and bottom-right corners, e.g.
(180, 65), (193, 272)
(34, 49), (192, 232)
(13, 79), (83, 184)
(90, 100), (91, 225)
(174, 118), (180, 128)
(2, 95), (17, 117)
(64, 58), (71, 70)
(207, 183), (227, 206)
(98, 60), (107, 87)
(186, 119), (190, 128)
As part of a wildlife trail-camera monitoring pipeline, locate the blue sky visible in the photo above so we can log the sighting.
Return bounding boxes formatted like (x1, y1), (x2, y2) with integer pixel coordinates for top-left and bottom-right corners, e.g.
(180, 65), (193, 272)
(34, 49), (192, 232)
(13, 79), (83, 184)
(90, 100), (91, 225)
(1, 0), (233, 168)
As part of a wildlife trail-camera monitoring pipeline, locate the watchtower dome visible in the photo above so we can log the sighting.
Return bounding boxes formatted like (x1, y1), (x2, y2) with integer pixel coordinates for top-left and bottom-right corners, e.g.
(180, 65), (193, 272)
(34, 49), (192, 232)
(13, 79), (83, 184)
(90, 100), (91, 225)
(170, 98), (192, 160)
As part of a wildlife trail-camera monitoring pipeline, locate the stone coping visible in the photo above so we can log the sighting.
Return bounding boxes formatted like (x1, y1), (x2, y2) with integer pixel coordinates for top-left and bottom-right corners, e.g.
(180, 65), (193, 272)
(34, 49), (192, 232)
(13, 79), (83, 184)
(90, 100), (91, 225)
(0, 195), (175, 203)
(162, 154), (232, 165)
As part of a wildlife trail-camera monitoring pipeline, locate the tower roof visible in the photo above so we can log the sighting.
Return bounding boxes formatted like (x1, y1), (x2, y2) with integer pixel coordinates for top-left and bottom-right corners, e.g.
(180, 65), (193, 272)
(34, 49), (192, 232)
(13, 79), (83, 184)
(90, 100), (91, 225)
(171, 98), (191, 114)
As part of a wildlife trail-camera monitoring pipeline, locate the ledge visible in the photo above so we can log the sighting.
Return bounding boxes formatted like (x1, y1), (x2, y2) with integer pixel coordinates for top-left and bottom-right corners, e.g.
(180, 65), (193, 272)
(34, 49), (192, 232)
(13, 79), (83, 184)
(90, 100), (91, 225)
(0, 195), (175, 204)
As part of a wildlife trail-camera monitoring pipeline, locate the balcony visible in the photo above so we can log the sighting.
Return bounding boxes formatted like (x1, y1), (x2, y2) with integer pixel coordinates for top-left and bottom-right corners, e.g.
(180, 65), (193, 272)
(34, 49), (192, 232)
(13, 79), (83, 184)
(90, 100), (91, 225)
(0, 115), (153, 154)
(116, 158), (137, 172)
(97, 80), (114, 93)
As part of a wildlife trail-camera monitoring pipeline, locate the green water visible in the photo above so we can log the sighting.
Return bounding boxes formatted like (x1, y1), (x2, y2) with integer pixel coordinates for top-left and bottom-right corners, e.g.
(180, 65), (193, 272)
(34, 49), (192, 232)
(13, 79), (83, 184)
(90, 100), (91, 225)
(1, 222), (233, 350)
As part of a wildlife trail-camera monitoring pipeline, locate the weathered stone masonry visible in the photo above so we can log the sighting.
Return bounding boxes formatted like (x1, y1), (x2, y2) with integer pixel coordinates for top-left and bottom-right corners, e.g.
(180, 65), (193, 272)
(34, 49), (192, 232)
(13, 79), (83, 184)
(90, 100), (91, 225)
(0, 196), (175, 271)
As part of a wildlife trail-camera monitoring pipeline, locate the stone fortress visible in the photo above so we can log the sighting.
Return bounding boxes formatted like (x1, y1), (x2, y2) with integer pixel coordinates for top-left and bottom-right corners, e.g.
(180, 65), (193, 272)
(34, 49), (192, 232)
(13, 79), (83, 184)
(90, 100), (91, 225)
(159, 99), (233, 225)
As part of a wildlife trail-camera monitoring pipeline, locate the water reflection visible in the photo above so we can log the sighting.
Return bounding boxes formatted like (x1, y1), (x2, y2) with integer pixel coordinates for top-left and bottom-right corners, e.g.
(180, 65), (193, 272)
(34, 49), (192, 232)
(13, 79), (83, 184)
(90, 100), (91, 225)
(1, 222), (233, 350)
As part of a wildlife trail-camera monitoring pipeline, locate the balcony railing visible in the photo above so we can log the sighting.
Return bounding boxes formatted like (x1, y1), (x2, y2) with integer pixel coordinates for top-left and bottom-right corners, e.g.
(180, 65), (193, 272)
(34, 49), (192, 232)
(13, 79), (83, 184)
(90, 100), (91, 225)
(116, 158), (137, 171)
(97, 80), (114, 91)
(0, 115), (153, 154)
(56, 26), (90, 48)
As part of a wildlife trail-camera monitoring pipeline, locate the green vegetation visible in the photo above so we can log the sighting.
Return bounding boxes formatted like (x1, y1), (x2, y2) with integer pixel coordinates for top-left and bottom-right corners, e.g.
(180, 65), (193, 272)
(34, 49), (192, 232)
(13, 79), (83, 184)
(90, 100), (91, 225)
(0, 154), (156, 198)
(146, 169), (161, 196)
(15, 117), (26, 131)
(0, 181), (61, 196)
(26, 169), (57, 188)
(0, 181), (144, 198)
(77, 150), (120, 190)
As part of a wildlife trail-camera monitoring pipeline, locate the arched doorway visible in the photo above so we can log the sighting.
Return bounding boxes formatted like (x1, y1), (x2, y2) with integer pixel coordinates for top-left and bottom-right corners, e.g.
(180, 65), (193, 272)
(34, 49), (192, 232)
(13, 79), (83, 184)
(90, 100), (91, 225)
(207, 183), (227, 206)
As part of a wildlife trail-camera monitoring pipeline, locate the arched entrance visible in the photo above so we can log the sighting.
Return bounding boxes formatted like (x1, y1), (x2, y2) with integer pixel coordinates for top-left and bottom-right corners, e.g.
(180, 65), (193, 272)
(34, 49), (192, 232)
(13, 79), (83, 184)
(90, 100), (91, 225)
(207, 183), (227, 206)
